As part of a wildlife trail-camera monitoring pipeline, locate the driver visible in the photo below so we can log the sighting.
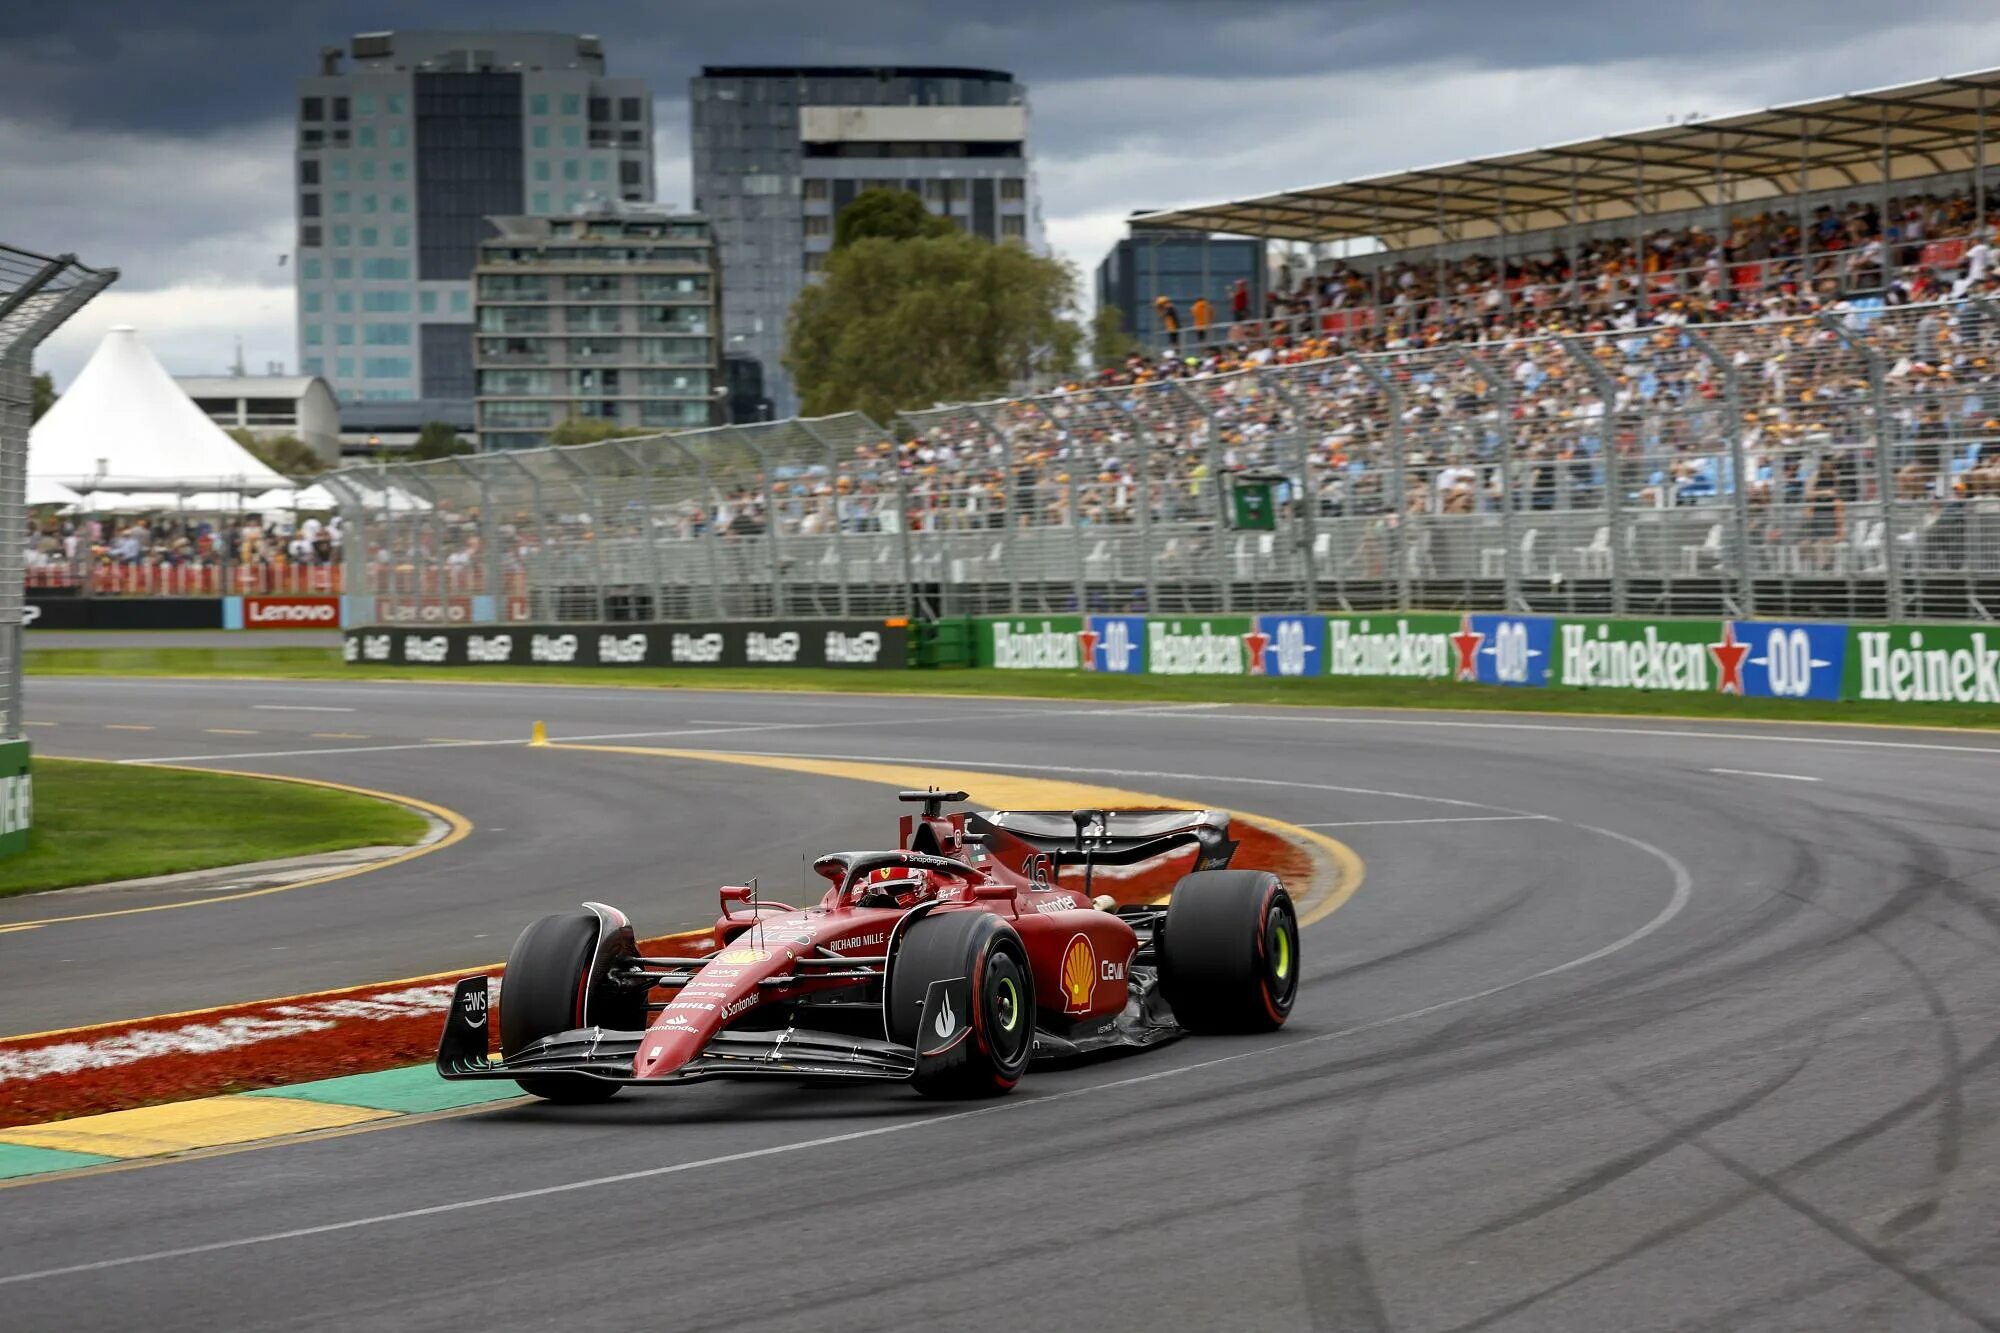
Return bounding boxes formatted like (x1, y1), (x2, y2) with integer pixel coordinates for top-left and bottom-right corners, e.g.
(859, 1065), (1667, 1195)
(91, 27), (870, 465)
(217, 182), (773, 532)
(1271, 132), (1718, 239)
(857, 864), (1118, 913)
(856, 865), (951, 909)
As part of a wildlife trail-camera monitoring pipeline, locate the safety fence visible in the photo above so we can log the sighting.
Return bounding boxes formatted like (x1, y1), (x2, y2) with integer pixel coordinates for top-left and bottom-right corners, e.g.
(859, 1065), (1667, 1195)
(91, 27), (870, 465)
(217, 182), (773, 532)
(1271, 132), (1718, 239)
(0, 243), (113, 854)
(331, 297), (2000, 629)
(974, 612), (2000, 707)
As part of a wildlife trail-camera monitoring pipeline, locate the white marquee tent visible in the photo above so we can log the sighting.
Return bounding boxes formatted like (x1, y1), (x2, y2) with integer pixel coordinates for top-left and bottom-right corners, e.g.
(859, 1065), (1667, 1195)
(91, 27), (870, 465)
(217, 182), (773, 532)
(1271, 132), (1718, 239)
(28, 325), (293, 510)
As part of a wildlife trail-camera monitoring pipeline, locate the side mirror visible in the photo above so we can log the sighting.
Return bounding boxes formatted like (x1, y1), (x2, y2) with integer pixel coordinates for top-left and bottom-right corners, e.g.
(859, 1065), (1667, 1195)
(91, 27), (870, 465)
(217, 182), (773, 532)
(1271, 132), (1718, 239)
(718, 884), (754, 919)
(972, 883), (1016, 902)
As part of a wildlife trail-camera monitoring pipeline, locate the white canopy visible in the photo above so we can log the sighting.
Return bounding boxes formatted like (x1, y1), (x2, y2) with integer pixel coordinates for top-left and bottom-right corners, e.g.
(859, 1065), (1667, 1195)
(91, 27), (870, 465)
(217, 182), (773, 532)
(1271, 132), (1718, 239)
(249, 481), (429, 513)
(28, 325), (292, 497)
(25, 477), (80, 508)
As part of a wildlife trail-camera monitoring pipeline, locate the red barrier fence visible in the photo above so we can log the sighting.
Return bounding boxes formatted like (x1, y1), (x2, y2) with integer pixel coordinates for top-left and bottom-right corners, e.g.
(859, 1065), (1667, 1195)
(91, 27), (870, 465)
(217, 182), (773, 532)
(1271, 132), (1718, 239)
(26, 565), (345, 596)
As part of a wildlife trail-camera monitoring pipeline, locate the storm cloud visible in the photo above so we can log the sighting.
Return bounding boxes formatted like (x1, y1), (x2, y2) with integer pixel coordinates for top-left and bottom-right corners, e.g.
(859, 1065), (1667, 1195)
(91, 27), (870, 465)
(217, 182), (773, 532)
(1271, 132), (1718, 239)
(1, 0), (1993, 382)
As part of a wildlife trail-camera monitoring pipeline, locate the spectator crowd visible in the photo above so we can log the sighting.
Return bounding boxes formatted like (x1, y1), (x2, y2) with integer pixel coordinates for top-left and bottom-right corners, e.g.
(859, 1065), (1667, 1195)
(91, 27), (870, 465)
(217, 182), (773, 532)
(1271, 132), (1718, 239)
(33, 183), (2000, 595)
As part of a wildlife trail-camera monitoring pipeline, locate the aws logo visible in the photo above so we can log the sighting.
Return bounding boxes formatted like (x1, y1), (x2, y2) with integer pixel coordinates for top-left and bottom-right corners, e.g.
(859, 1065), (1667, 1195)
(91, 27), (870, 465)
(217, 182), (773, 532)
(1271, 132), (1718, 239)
(1060, 934), (1097, 1013)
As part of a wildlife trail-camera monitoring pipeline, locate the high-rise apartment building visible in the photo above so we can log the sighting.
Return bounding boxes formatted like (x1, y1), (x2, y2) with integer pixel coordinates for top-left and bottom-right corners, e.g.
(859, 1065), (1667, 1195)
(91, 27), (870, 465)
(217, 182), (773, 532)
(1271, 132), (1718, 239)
(295, 31), (655, 444)
(473, 207), (723, 450)
(690, 66), (1041, 418)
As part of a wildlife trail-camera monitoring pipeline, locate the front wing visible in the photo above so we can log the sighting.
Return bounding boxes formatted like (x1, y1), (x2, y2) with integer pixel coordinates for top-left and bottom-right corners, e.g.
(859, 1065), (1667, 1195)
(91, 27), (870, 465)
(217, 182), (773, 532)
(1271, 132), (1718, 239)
(438, 970), (1191, 1091)
(438, 976), (918, 1087)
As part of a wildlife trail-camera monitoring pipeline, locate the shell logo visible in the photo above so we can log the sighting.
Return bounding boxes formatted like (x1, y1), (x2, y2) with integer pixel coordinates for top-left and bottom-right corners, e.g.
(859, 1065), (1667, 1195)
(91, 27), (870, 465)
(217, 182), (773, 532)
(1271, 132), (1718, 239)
(717, 947), (769, 964)
(1060, 933), (1097, 1013)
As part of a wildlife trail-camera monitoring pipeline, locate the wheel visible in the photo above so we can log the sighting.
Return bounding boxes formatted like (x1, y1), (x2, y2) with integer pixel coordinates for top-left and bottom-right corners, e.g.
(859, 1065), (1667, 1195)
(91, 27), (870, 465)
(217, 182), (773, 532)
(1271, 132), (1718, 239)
(888, 911), (1034, 1098)
(500, 909), (635, 1103)
(1158, 870), (1299, 1033)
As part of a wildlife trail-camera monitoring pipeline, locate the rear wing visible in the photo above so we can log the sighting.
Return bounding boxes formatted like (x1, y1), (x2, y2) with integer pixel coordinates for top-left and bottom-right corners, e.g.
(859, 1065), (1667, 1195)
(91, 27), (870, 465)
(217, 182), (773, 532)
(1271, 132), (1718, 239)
(969, 808), (1237, 873)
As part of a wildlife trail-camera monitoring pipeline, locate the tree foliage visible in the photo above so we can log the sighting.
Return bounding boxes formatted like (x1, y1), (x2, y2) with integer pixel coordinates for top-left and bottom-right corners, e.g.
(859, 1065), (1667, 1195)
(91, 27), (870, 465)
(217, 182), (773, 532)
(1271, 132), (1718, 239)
(785, 230), (1083, 423)
(30, 372), (56, 421)
(833, 188), (955, 250)
(227, 427), (324, 478)
(546, 415), (654, 447)
(408, 421), (474, 460)
(1090, 305), (1143, 370)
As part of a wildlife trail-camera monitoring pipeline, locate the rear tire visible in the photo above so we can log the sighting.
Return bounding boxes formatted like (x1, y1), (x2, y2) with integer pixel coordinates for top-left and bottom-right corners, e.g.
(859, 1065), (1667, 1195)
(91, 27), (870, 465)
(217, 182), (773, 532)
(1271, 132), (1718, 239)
(889, 912), (1034, 1098)
(500, 910), (632, 1103)
(1158, 870), (1299, 1033)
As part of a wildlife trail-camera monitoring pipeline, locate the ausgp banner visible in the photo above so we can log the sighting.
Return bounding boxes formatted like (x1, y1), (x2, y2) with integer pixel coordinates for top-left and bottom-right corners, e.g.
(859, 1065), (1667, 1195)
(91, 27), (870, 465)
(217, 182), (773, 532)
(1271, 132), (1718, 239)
(346, 620), (909, 670)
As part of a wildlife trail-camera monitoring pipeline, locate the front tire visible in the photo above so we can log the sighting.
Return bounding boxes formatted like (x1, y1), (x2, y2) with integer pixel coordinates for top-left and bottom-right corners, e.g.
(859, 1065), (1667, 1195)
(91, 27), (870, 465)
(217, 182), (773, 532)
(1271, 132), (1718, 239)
(1158, 870), (1299, 1033)
(500, 910), (633, 1103)
(889, 912), (1034, 1098)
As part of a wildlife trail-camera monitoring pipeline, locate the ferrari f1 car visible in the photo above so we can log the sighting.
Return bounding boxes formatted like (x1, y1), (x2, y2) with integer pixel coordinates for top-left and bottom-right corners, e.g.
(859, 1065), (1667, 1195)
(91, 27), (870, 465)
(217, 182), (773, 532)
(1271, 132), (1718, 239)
(437, 790), (1300, 1099)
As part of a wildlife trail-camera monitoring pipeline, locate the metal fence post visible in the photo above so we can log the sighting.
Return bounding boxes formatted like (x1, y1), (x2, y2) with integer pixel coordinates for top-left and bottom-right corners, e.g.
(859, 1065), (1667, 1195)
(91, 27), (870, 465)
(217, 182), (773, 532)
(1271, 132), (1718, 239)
(1104, 398), (1158, 616)
(318, 471), (366, 625)
(491, 452), (546, 622)
(547, 446), (609, 622)
(1065, 463), (1085, 614)
(723, 428), (786, 618)
(794, 418), (851, 617)
(1341, 353), (1410, 611)
(1559, 336), (1628, 615)
(608, 440), (666, 621)
(660, 436), (725, 619)
(1462, 348), (1519, 611)
(894, 468), (915, 618)
(448, 456), (505, 619)
(1263, 375), (1321, 613)
(1683, 327), (1755, 617)
(393, 467), (444, 621)
(1164, 379), (1230, 612)
(1813, 311), (1901, 620)
(965, 403), (1018, 616)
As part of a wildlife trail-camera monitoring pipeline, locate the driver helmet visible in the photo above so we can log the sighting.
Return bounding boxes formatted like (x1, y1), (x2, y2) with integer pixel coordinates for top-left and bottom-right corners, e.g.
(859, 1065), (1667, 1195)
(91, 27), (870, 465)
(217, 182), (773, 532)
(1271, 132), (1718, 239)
(861, 865), (946, 908)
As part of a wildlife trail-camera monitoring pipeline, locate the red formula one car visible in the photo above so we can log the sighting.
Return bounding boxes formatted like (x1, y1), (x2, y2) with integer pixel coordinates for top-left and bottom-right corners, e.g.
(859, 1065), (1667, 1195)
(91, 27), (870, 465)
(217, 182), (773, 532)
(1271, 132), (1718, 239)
(438, 790), (1300, 1099)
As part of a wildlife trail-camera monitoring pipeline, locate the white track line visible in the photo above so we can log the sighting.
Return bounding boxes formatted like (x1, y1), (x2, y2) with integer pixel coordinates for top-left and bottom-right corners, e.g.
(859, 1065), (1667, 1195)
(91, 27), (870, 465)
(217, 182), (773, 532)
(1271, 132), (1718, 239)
(1298, 815), (1554, 829)
(115, 706), (1097, 766)
(627, 748), (1539, 815)
(1707, 768), (1822, 783)
(249, 705), (355, 713)
(1128, 711), (2000, 757)
(0, 825), (1691, 1289)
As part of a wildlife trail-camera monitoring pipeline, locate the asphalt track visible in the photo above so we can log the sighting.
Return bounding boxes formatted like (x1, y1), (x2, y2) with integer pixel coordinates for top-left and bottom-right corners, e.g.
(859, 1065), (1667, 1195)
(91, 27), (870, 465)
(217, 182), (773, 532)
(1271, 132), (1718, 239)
(4, 676), (2000, 1330)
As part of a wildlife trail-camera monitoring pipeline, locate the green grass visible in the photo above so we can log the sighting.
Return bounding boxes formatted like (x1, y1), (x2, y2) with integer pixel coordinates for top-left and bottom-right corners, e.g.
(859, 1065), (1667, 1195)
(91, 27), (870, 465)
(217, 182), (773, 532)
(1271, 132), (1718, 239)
(23, 645), (2000, 730)
(0, 758), (431, 897)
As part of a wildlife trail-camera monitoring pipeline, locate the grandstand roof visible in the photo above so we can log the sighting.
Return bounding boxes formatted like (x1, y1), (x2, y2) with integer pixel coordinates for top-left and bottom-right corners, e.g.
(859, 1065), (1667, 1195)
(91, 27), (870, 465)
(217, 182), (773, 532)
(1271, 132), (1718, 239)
(1130, 67), (2000, 249)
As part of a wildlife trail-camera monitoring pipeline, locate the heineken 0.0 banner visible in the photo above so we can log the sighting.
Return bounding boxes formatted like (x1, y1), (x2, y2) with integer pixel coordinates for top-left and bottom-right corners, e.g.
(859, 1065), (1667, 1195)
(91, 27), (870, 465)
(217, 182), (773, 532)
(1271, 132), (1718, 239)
(0, 740), (31, 857)
(971, 613), (1993, 707)
(1846, 624), (2000, 705)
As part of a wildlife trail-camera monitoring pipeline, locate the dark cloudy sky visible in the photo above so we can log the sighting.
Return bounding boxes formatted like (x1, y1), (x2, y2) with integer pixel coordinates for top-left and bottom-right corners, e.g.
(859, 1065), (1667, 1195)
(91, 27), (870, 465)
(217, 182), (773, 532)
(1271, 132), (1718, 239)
(3, 0), (1994, 384)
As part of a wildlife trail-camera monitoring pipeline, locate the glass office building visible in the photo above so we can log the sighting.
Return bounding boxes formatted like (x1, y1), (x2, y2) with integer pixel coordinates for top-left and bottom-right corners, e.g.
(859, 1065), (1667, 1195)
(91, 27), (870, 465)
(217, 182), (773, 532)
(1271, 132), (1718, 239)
(295, 32), (654, 444)
(474, 207), (723, 450)
(690, 66), (1042, 418)
(1096, 221), (1268, 345)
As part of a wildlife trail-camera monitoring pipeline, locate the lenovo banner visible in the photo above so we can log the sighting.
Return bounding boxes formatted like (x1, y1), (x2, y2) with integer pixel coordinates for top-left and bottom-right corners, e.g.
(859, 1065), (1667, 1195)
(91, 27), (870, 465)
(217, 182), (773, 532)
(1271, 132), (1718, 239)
(346, 620), (908, 670)
(241, 596), (341, 629)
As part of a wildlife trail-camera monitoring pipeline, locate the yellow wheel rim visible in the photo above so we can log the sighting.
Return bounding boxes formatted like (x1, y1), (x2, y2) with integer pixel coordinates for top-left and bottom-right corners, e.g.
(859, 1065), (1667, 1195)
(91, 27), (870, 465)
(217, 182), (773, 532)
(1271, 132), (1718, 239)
(1273, 922), (1291, 981)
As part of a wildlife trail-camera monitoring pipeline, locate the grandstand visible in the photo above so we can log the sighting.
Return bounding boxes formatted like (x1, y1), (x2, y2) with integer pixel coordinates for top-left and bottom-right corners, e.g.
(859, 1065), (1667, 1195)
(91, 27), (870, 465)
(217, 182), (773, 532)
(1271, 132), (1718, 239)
(1126, 69), (2000, 359)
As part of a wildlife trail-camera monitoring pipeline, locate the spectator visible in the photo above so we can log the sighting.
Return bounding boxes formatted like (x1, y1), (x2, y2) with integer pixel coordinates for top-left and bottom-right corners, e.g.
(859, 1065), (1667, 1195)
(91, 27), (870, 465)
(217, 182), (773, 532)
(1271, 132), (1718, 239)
(1155, 295), (1182, 348)
(1191, 295), (1213, 340)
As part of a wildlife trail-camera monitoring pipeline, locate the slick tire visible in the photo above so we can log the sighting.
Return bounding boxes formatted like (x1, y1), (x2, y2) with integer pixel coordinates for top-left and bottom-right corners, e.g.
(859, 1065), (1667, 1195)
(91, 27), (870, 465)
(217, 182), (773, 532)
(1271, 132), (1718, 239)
(889, 911), (1034, 1099)
(501, 910), (627, 1103)
(1158, 870), (1299, 1033)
